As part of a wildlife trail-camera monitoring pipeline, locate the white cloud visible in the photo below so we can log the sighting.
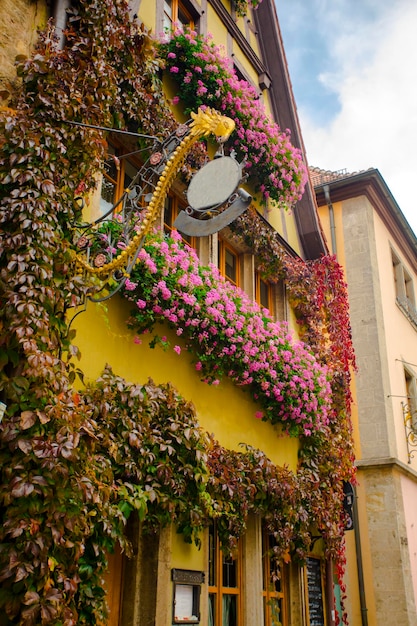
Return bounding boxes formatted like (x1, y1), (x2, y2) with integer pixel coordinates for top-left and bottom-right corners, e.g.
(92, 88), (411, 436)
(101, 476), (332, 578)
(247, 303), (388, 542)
(278, 0), (417, 233)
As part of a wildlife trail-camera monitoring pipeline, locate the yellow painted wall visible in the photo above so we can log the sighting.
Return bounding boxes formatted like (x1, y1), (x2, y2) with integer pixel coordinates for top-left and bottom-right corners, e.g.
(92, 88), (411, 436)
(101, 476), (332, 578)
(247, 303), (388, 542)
(171, 529), (206, 571)
(206, 5), (229, 50)
(317, 200), (361, 455)
(231, 40), (259, 85)
(253, 201), (303, 258)
(317, 199), (346, 266)
(72, 296), (299, 470)
(136, 2), (154, 32)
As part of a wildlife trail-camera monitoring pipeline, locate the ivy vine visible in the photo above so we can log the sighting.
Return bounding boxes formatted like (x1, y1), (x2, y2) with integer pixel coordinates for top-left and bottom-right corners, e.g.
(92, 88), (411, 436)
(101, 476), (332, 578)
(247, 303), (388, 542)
(0, 1), (354, 624)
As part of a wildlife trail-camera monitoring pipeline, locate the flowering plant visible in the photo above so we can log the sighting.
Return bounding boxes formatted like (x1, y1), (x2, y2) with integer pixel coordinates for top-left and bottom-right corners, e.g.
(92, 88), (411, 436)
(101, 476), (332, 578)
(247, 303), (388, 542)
(158, 30), (307, 207)
(0, 0), (352, 622)
(234, 0), (263, 17)
(123, 231), (331, 437)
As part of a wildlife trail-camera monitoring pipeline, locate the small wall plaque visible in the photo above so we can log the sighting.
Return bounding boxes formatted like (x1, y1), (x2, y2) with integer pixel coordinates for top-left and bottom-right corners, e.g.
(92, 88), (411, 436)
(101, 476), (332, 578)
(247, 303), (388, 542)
(171, 569), (205, 624)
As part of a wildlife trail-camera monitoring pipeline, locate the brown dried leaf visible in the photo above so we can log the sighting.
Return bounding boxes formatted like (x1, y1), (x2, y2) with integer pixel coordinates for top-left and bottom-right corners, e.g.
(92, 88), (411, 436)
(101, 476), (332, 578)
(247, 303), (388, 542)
(20, 410), (36, 430)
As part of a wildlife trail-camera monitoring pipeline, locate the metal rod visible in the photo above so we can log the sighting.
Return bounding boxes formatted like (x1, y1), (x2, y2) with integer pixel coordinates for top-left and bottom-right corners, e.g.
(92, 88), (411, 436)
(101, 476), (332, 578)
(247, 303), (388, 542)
(64, 119), (159, 141)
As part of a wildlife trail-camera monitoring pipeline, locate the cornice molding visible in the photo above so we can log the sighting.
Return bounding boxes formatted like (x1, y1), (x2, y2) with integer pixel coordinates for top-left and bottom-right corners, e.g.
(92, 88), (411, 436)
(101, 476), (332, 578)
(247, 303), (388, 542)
(314, 170), (417, 274)
(356, 455), (417, 483)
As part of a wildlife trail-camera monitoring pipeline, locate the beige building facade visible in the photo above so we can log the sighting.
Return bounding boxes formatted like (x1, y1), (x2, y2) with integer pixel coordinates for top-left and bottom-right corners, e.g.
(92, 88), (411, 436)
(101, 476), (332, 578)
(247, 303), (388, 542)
(314, 167), (417, 625)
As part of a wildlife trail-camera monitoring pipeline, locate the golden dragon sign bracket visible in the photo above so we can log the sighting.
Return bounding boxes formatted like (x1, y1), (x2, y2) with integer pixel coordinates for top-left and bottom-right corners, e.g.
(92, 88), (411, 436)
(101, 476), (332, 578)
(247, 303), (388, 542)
(73, 108), (247, 302)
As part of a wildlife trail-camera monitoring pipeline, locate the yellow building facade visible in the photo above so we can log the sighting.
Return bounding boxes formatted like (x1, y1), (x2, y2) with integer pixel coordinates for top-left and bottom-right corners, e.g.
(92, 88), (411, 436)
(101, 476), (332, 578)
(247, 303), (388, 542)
(0, 2), (355, 626)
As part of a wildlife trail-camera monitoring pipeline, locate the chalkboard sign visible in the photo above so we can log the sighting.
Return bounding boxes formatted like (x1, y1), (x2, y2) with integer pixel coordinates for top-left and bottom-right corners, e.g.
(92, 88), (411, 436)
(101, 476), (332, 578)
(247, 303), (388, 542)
(306, 557), (325, 626)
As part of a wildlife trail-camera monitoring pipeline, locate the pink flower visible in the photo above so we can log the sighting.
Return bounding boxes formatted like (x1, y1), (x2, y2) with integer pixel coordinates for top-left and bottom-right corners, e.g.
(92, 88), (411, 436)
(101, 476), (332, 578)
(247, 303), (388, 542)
(127, 232), (333, 436)
(133, 336), (142, 345)
(170, 66), (179, 73)
(125, 279), (137, 291)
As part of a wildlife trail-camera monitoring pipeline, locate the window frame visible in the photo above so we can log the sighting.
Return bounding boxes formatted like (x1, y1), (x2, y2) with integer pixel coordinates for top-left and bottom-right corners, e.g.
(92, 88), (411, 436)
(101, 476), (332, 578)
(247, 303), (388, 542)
(164, 194), (196, 249)
(208, 523), (243, 626)
(218, 239), (240, 287)
(163, 0), (197, 31)
(392, 247), (417, 327)
(255, 271), (273, 313)
(99, 142), (144, 217)
(262, 530), (288, 626)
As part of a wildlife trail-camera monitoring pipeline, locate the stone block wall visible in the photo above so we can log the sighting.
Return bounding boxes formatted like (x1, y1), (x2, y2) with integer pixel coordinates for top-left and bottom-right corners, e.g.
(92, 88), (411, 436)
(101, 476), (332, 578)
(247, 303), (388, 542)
(0, 0), (48, 97)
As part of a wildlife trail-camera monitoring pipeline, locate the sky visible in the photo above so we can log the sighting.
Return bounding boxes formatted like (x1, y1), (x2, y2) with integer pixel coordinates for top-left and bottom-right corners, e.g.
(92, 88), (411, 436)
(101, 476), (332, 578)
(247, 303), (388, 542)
(276, 0), (417, 235)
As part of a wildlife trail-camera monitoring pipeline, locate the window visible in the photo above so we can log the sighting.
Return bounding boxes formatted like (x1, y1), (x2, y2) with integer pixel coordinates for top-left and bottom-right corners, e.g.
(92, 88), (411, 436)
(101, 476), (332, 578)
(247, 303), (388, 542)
(100, 145), (140, 215)
(392, 249), (417, 326)
(256, 272), (273, 312)
(262, 531), (288, 626)
(164, 0), (195, 30)
(405, 369), (417, 431)
(208, 523), (242, 626)
(219, 240), (240, 287)
(164, 195), (195, 248)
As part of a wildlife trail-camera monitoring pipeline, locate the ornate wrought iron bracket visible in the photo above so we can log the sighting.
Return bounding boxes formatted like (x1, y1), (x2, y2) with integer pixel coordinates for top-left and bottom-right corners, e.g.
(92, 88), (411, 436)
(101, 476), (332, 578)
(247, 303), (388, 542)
(73, 124), (185, 302)
(72, 108), (243, 303)
(402, 402), (417, 463)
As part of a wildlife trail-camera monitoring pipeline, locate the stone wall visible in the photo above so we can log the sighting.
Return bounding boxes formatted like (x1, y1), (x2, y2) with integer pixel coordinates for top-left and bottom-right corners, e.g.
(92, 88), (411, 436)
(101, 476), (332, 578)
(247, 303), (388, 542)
(361, 465), (417, 624)
(0, 0), (48, 97)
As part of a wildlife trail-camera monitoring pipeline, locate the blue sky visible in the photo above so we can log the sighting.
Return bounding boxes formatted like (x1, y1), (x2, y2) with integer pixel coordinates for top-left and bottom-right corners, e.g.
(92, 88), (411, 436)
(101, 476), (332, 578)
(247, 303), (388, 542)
(276, 0), (417, 234)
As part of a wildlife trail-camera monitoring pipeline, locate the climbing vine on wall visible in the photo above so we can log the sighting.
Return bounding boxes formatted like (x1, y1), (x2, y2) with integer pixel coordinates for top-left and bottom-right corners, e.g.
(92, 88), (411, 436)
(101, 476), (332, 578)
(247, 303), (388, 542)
(0, 1), (354, 624)
(0, 1), (176, 622)
(234, 0), (264, 16)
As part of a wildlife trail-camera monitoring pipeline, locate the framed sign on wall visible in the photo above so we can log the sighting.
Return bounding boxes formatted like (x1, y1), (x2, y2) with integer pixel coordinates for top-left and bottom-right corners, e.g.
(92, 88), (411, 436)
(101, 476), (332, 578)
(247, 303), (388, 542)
(172, 569), (205, 624)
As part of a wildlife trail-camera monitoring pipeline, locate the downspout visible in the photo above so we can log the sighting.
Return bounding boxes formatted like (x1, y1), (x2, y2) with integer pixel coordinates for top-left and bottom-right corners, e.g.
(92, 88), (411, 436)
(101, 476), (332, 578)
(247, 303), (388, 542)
(326, 559), (336, 626)
(353, 486), (368, 626)
(323, 184), (337, 256)
(53, 0), (71, 49)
